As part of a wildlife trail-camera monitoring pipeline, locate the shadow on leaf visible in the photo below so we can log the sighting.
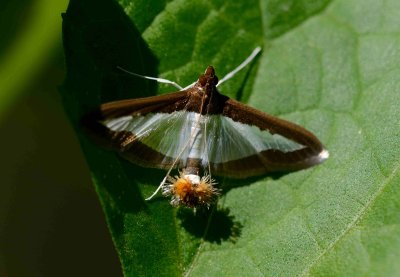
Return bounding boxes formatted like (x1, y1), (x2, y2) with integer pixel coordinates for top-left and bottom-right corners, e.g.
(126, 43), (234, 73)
(62, 0), (159, 124)
(177, 206), (243, 244)
(61, 1), (185, 274)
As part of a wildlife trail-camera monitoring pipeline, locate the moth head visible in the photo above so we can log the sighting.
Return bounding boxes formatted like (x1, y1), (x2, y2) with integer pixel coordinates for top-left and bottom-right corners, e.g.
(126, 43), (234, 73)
(198, 66), (219, 88)
(204, 65), (215, 76)
(162, 172), (219, 208)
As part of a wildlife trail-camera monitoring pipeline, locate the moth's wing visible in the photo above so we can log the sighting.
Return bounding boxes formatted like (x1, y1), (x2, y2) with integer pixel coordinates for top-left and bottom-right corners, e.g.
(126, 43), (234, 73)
(202, 99), (328, 178)
(82, 90), (199, 169)
(89, 90), (188, 119)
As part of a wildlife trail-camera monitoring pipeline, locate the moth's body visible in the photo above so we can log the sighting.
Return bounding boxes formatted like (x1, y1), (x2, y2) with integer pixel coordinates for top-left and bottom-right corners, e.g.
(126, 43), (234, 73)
(83, 63), (328, 208)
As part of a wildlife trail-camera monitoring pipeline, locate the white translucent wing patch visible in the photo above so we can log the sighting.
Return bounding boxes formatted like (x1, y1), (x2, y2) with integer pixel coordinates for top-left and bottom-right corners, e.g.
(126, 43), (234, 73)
(102, 111), (197, 165)
(102, 112), (306, 167)
(202, 115), (305, 164)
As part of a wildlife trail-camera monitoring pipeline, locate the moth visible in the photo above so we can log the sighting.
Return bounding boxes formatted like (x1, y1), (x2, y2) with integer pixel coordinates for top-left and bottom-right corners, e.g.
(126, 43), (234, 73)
(82, 48), (329, 208)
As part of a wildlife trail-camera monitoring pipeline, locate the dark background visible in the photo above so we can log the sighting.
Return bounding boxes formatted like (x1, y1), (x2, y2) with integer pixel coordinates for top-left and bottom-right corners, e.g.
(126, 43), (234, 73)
(0, 0), (121, 275)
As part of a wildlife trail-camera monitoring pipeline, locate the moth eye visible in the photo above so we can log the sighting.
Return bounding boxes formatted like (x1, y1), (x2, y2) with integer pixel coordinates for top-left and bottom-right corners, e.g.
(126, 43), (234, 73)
(213, 76), (218, 85)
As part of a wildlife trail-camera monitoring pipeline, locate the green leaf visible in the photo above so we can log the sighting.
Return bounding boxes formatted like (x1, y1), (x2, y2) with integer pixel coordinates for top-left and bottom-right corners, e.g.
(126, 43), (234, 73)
(62, 0), (400, 276)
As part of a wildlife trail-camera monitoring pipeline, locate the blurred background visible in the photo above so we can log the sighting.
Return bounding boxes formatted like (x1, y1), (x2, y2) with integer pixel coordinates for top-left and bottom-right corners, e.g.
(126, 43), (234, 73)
(0, 0), (121, 275)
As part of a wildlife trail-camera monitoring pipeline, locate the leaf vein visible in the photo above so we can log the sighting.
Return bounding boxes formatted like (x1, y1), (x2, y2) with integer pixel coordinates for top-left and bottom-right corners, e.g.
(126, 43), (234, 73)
(298, 161), (400, 276)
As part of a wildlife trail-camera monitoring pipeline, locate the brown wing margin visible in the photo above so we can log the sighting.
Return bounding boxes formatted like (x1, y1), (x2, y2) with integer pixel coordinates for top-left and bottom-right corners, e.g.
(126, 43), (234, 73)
(95, 90), (189, 119)
(209, 99), (328, 178)
(81, 90), (189, 169)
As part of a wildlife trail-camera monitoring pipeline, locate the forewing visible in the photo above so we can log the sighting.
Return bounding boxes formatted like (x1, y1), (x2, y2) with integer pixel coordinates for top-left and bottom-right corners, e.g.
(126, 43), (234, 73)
(200, 99), (328, 178)
(101, 111), (199, 169)
(82, 91), (194, 169)
(96, 90), (188, 118)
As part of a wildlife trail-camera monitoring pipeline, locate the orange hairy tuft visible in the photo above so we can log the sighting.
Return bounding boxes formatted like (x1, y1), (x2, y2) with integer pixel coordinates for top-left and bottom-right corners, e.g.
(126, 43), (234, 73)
(163, 173), (219, 208)
(173, 177), (195, 200)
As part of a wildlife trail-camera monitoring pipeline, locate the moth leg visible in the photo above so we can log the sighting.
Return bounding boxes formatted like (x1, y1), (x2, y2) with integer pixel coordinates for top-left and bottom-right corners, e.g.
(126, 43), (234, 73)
(145, 176), (167, 201)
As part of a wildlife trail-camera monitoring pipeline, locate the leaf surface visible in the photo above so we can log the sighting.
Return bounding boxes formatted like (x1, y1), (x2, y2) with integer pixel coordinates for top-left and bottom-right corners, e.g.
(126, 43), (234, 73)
(62, 0), (400, 275)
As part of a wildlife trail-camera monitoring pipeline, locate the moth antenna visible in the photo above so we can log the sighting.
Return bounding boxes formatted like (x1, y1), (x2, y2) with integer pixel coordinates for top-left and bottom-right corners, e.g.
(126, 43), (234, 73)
(217, 46), (262, 87)
(181, 81), (196, 90)
(117, 66), (184, 90)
